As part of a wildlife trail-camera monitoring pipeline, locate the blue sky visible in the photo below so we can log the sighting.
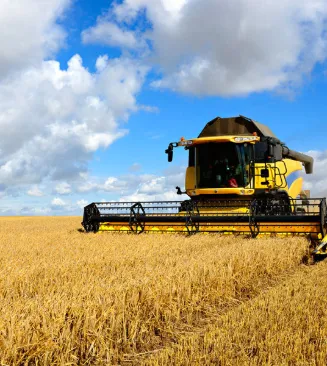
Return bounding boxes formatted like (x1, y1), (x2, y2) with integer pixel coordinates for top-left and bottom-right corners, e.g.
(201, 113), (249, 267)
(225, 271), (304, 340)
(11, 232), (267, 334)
(0, 0), (327, 215)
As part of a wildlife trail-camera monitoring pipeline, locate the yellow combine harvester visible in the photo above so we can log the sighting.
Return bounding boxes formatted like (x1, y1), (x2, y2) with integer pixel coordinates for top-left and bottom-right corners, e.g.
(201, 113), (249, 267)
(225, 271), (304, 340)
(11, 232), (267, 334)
(82, 115), (327, 254)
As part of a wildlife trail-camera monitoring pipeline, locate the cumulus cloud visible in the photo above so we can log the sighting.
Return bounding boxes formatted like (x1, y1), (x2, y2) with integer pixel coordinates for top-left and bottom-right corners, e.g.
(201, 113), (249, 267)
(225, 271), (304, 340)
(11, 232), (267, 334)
(77, 199), (88, 209)
(55, 182), (71, 195)
(33, 207), (52, 215)
(77, 174), (156, 193)
(84, 0), (327, 96)
(15, 206), (52, 216)
(0, 0), (161, 209)
(119, 190), (179, 202)
(77, 166), (185, 201)
(0, 54), (148, 191)
(302, 150), (327, 197)
(0, 166), (185, 216)
(137, 177), (166, 195)
(50, 197), (80, 213)
(82, 21), (140, 49)
(0, 0), (70, 80)
(51, 197), (66, 207)
(120, 166), (186, 201)
(27, 186), (44, 197)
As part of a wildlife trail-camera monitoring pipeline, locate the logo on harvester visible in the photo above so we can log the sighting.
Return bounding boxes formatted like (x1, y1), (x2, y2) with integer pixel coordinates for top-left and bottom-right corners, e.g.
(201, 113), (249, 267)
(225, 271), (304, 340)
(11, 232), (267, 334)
(180, 140), (193, 146)
(234, 137), (257, 142)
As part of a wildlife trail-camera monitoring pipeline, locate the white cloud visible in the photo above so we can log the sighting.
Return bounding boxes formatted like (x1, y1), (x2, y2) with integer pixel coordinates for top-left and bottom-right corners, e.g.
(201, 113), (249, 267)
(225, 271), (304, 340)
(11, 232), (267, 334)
(122, 166), (185, 201)
(55, 182), (71, 195)
(51, 197), (66, 207)
(0, 1), (151, 198)
(17, 206), (52, 216)
(103, 177), (128, 191)
(77, 173), (157, 194)
(77, 166), (185, 201)
(86, 0), (327, 96)
(138, 177), (166, 195)
(0, 196), (89, 216)
(27, 186), (44, 197)
(0, 1), (160, 207)
(77, 176), (126, 193)
(302, 150), (327, 197)
(0, 0), (70, 80)
(0, 54), (148, 191)
(82, 21), (140, 49)
(119, 190), (180, 203)
(33, 207), (51, 215)
(78, 181), (99, 193)
(77, 199), (88, 209)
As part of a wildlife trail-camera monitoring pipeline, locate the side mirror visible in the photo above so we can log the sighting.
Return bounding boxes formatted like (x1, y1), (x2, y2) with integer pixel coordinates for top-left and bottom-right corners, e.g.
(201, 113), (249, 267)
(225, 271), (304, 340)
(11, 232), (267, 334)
(168, 150), (173, 162)
(165, 144), (174, 162)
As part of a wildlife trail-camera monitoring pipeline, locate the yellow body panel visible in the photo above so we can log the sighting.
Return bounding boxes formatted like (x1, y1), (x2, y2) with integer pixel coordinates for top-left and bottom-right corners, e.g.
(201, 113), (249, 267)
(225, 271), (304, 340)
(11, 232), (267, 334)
(253, 159), (302, 192)
(185, 167), (196, 190)
(283, 159), (303, 177)
(186, 188), (255, 196)
(289, 177), (304, 200)
(99, 221), (321, 236)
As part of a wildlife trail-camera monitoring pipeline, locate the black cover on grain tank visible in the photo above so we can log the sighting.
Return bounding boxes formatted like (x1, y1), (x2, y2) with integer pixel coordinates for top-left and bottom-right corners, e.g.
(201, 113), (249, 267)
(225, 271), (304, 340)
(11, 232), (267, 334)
(198, 115), (276, 138)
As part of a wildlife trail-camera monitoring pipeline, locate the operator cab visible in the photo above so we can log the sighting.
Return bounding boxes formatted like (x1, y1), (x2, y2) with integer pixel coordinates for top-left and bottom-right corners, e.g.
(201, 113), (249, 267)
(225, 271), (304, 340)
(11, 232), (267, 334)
(188, 142), (253, 189)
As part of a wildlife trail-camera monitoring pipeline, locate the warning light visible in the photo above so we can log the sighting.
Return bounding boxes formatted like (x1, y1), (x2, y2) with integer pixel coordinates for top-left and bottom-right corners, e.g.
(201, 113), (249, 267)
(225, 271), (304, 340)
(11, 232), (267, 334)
(253, 132), (258, 136)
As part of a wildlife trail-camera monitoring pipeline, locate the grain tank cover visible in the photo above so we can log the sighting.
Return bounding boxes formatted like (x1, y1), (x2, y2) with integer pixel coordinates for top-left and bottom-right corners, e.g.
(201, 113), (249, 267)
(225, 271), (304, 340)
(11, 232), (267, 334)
(198, 115), (276, 138)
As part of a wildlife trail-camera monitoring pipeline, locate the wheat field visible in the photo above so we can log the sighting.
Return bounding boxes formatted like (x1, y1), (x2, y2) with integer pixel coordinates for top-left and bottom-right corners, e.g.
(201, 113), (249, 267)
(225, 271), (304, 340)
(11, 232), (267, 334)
(0, 216), (326, 365)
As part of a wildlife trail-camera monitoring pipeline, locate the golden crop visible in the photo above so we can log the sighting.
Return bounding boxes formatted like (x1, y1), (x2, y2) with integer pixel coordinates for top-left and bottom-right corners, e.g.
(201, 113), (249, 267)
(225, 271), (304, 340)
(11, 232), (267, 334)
(0, 217), (324, 365)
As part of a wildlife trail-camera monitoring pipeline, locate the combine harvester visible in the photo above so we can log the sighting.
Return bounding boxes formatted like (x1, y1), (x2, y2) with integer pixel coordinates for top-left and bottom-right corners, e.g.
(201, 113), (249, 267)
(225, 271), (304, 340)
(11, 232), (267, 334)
(82, 115), (327, 255)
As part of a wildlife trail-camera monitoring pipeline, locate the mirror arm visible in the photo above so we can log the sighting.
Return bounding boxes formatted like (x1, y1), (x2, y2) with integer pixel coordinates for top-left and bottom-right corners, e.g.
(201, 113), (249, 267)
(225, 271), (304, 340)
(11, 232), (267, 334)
(165, 143), (173, 154)
(165, 142), (178, 162)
